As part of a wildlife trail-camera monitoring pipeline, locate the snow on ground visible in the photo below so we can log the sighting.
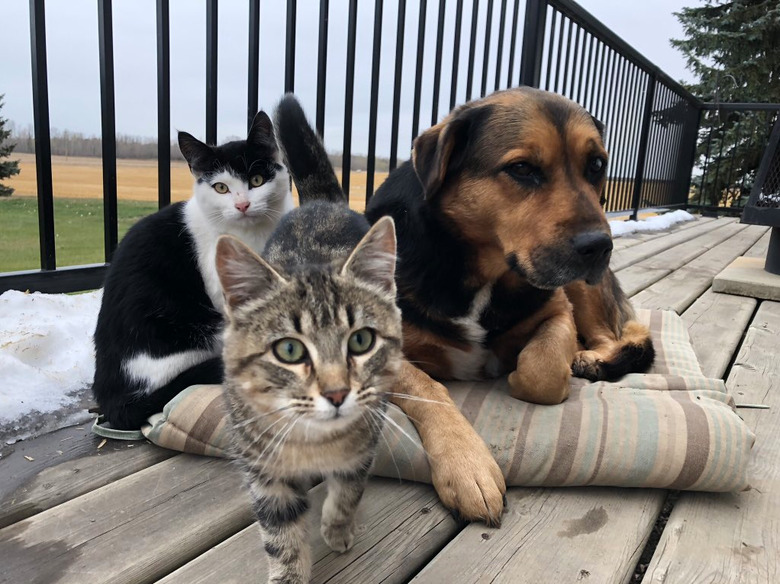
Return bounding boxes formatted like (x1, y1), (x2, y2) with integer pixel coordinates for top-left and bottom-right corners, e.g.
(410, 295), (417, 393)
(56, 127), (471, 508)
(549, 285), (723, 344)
(0, 289), (102, 445)
(0, 211), (699, 445)
(609, 209), (696, 238)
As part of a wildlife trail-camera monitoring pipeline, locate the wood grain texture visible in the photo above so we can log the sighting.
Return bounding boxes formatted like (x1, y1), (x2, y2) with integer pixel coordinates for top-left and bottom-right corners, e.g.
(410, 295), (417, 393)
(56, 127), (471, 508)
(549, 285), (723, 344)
(0, 431), (173, 528)
(411, 487), (663, 584)
(631, 225), (769, 313)
(611, 217), (735, 271)
(611, 216), (717, 252)
(0, 454), (253, 584)
(744, 230), (772, 259)
(159, 478), (458, 584)
(643, 302), (780, 584)
(682, 289), (757, 380)
(616, 222), (746, 297)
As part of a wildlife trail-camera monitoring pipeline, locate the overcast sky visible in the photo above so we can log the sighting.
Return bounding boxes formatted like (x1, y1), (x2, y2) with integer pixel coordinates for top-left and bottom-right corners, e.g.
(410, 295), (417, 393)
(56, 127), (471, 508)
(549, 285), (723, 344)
(1, 0), (696, 158)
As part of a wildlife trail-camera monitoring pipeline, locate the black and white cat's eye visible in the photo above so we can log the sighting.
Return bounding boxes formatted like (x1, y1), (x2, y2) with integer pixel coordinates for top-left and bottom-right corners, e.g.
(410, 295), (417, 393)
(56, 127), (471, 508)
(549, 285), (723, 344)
(273, 338), (308, 363)
(347, 328), (375, 355)
(212, 182), (229, 194)
(250, 174), (265, 188)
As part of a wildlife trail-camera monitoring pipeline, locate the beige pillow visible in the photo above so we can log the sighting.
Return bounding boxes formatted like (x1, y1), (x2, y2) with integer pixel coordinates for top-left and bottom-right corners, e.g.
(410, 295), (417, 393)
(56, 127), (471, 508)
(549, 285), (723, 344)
(140, 310), (754, 492)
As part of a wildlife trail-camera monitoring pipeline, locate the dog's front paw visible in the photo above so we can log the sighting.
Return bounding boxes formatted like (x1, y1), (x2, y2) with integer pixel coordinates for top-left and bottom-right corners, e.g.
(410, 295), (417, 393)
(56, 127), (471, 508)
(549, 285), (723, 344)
(571, 349), (603, 381)
(321, 520), (355, 553)
(429, 426), (506, 527)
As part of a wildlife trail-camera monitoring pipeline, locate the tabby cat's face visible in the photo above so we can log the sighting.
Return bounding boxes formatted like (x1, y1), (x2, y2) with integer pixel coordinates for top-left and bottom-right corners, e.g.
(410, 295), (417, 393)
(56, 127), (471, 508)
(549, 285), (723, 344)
(179, 111), (291, 226)
(217, 218), (402, 437)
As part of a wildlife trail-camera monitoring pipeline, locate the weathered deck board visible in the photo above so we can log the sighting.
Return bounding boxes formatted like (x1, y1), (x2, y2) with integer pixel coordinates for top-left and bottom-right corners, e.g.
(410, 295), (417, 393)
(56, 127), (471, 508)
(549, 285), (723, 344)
(682, 289), (756, 380)
(631, 225), (769, 313)
(410, 487), (662, 584)
(0, 455), (253, 584)
(160, 478), (457, 584)
(0, 427), (173, 528)
(744, 229), (772, 259)
(2, 217), (777, 584)
(643, 301), (780, 584)
(616, 222), (747, 297)
(611, 216), (717, 252)
(611, 217), (735, 271)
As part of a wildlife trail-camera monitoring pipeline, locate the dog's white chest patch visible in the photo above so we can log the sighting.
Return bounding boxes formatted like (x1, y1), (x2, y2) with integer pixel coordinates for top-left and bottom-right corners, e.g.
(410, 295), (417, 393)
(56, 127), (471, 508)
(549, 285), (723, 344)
(445, 284), (496, 380)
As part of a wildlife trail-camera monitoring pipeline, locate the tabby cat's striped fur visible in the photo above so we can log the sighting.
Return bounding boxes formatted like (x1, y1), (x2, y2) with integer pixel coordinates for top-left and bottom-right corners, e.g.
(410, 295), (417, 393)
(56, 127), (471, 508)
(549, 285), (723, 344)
(214, 96), (402, 584)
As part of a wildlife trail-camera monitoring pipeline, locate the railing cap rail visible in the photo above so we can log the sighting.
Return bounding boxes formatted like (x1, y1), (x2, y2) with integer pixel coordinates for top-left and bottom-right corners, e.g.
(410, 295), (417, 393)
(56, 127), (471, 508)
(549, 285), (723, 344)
(700, 103), (780, 111)
(550, 0), (702, 106)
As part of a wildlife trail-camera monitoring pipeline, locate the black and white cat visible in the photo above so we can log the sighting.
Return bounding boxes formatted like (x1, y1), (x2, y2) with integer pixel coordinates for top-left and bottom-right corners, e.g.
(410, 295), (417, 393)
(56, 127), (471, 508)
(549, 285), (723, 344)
(92, 111), (293, 430)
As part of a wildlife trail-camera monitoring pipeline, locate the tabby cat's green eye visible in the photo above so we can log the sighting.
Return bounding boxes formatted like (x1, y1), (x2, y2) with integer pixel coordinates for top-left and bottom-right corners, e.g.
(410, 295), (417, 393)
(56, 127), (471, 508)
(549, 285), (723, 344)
(273, 338), (307, 363)
(249, 174), (264, 188)
(212, 182), (229, 194)
(347, 328), (375, 355)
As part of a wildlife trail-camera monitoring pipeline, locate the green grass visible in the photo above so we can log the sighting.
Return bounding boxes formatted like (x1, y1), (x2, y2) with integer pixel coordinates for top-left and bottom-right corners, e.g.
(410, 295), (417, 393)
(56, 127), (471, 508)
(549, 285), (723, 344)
(0, 197), (159, 273)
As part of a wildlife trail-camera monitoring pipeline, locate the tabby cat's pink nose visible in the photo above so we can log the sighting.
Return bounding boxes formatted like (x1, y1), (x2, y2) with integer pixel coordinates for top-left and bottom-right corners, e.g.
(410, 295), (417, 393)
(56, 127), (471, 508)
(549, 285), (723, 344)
(322, 388), (349, 408)
(235, 201), (250, 213)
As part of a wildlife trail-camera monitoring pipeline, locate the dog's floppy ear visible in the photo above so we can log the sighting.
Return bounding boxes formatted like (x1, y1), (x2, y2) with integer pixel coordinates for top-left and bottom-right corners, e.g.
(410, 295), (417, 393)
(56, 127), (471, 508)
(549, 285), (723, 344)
(412, 105), (487, 200)
(591, 115), (605, 138)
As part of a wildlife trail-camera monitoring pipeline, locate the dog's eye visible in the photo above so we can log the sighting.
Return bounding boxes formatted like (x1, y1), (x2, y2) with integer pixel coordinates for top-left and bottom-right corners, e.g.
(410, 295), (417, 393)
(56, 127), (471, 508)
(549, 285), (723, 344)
(506, 162), (544, 186)
(587, 156), (607, 181)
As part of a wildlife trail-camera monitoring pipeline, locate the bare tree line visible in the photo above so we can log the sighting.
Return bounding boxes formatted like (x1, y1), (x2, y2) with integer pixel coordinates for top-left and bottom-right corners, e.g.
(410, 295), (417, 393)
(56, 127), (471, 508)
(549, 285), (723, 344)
(9, 124), (394, 172)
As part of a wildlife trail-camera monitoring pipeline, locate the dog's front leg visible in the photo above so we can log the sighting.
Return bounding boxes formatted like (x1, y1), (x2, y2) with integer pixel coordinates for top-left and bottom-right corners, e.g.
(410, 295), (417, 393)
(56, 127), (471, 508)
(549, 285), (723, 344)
(391, 360), (506, 526)
(507, 291), (576, 404)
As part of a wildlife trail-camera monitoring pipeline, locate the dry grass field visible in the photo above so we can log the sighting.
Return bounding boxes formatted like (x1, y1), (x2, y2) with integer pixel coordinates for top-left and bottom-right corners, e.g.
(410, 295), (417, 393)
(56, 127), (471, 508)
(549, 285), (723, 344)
(8, 153), (385, 210)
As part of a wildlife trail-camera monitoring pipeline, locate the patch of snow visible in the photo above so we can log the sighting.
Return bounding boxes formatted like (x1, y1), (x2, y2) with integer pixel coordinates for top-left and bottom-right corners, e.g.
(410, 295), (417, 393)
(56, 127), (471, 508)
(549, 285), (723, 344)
(0, 289), (102, 444)
(609, 210), (696, 238)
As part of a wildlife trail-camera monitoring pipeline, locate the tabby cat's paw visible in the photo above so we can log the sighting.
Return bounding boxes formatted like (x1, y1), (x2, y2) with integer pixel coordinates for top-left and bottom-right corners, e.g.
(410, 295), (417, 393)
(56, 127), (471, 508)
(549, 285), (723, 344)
(321, 521), (355, 553)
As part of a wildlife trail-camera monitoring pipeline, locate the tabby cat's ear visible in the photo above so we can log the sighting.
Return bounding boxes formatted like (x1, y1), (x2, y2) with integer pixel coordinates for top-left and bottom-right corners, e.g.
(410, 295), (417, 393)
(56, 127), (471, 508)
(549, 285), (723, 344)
(216, 235), (287, 311)
(178, 131), (215, 170)
(341, 216), (397, 297)
(247, 111), (276, 149)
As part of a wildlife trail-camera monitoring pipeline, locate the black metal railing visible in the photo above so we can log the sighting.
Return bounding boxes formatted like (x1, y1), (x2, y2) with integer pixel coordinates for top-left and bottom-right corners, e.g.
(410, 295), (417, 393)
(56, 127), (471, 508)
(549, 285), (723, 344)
(521, 0), (702, 214)
(1, 0), (775, 293)
(688, 103), (780, 215)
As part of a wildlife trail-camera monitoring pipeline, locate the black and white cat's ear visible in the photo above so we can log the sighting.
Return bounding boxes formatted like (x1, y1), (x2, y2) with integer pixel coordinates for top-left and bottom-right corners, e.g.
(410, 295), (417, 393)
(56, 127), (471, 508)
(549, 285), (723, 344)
(247, 111), (276, 148)
(178, 131), (216, 170)
(341, 216), (397, 297)
(215, 235), (287, 311)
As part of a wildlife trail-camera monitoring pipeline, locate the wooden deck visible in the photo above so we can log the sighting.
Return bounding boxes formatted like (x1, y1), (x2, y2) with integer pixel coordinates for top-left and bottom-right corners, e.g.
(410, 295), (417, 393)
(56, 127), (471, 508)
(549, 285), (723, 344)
(1, 216), (777, 584)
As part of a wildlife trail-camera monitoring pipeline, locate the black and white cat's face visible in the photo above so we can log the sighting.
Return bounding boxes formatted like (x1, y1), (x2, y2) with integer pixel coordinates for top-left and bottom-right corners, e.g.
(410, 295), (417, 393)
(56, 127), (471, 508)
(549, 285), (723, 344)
(216, 217), (403, 438)
(178, 112), (291, 225)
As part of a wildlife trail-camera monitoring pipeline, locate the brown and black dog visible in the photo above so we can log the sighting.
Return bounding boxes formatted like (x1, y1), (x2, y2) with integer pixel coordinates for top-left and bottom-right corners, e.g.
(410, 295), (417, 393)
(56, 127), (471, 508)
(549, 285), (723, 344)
(276, 88), (653, 527)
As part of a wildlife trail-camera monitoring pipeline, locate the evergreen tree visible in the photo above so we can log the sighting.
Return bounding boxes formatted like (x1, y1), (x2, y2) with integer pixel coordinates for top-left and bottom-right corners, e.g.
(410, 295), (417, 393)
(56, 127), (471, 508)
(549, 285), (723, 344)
(671, 0), (780, 207)
(0, 95), (21, 197)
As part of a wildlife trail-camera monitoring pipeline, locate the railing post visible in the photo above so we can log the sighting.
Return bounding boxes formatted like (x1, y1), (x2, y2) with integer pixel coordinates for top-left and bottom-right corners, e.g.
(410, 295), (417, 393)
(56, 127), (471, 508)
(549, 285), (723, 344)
(630, 70), (657, 221)
(247, 0), (260, 132)
(29, 0), (56, 271)
(285, 0), (297, 93)
(157, 0), (171, 209)
(518, 0), (546, 88)
(677, 104), (702, 211)
(98, 0), (118, 262)
(206, 0), (218, 145)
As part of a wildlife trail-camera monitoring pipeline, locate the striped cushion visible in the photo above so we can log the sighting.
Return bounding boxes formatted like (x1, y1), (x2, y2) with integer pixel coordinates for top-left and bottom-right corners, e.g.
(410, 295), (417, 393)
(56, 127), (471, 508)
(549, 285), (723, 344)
(142, 309), (755, 492)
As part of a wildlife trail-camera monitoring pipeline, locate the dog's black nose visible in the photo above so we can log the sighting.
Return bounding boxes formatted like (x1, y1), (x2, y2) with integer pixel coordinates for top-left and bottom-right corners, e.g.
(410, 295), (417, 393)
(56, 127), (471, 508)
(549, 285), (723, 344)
(572, 231), (613, 263)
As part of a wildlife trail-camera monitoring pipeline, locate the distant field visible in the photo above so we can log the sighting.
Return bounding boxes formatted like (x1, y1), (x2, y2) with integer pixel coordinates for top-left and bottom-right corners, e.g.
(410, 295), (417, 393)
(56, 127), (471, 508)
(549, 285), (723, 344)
(2, 153), (388, 273)
(7, 153), (383, 208)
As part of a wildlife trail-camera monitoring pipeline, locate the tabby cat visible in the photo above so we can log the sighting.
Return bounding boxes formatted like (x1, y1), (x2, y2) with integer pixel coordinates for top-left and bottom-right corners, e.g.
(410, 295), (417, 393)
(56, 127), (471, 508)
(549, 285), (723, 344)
(215, 95), (402, 584)
(93, 111), (293, 430)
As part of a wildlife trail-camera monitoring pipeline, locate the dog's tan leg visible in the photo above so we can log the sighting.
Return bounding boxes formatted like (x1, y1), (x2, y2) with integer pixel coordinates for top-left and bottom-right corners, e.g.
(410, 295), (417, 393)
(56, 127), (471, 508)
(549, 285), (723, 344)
(391, 360), (506, 526)
(507, 292), (576, 405)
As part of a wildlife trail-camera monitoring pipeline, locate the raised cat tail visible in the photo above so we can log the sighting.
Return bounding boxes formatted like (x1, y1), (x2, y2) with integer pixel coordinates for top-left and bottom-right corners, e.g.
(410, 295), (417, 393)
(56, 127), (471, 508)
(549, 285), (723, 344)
(274, 94), (347, 204)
